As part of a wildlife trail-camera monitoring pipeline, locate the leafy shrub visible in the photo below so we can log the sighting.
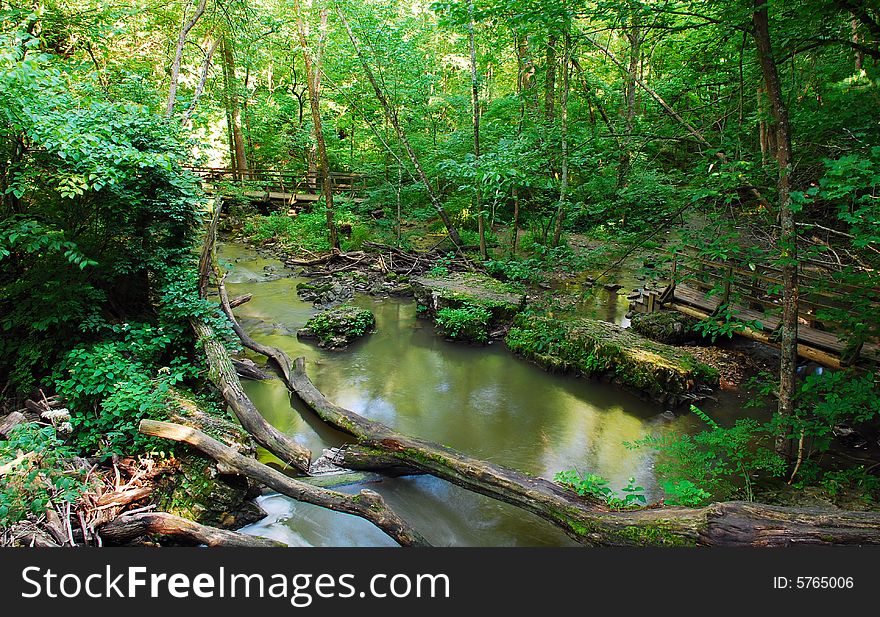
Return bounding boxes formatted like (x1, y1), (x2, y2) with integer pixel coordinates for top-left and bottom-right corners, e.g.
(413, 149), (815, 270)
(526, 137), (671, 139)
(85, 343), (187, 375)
(435, 304), (492, 343)
(632, 406), (787, 503)
(660, 479), (712, 507)
(301, 306), (376, 348)
(554, 470), (647, 509)
(485, 257), (543, 283)
(0, 424), (86, 526)
(53, 323), (197, 456)
(428, 252), (456, 277)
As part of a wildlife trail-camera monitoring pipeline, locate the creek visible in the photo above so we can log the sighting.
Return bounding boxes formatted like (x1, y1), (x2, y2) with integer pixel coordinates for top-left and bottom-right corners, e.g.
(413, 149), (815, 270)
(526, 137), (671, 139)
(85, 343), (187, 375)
(219, 243), (743, 546)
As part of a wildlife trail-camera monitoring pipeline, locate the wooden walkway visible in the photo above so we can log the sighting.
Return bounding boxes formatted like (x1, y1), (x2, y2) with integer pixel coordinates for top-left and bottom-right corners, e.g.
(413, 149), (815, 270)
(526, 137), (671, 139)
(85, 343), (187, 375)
(633, 247), (880, 368)
(186, 166), (368, 209)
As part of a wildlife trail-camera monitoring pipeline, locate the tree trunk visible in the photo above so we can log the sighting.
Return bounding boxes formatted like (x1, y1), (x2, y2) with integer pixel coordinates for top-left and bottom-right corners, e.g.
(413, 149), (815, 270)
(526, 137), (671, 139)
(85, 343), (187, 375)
(551, 29), (570, 247)
(197, 197), (223, 300)
(336, 7), (463, 247)
(544, 33), (557, 123)
(296, 3), (338, 248)
(166, 0), (207, 119)
(752, 0), (799, 460)
(184, 38), (220, 123)
(191, 317), (312, 474)
(0, 411), (26, 439)
(616, 15), (642, 191)
(100, 511), (283, 547)
(139, 420), (430, 547)
(852, 17), (864, 71)
(468, 0), (486, 260)
(221, 39), (249, 180)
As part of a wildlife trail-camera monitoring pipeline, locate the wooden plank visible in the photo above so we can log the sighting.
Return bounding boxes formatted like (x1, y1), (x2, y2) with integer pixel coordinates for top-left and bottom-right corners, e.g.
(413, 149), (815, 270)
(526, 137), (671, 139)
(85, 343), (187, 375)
(672, 285), (721, 312)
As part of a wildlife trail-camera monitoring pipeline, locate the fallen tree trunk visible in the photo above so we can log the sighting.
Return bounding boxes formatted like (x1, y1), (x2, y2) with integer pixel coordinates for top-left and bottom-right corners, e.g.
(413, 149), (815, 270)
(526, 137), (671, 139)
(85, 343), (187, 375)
(232, 359), (272, 381)
(139, 420), (430, 547)
(191, 318), (311, 474)
(0, 411), (26, 439)
(99, 511), (283, 547)
(228, 293), (253, 309)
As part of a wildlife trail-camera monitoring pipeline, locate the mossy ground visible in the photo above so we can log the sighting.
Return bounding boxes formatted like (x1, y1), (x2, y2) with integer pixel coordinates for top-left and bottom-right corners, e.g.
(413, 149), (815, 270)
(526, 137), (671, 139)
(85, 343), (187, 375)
(505, 315), (718, 408)
(412, 273), (526, 342)
(630, 311), (704, 345)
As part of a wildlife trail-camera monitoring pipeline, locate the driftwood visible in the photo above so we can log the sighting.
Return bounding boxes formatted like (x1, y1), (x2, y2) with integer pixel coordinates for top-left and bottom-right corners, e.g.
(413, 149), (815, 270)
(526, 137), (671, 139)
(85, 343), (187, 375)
(228, 293), (253, 309)
(232, 359), (272, 381)
(99, 511), (283, 547)
(139, 419), (430, 547)
(191, 317), (312, 473)
(0, 411), (26, 439)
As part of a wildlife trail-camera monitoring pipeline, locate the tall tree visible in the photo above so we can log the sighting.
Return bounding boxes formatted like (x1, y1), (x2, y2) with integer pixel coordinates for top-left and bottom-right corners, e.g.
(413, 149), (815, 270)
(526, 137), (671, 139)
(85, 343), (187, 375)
(336, 5), (463, 247)
(221, 37), (249, 179)
(166, 0), (208, 119)
(468, 0), (486, 260)
(551, 25), (570, 248)
(295, 2), (338, 249)
(752, 0), (798, 459)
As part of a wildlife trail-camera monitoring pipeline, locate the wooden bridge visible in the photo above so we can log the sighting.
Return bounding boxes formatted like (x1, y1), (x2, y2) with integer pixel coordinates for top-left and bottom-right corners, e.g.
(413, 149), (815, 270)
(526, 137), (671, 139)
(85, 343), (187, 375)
(632, 246), (880, 368)
(186, 166), (368, 210)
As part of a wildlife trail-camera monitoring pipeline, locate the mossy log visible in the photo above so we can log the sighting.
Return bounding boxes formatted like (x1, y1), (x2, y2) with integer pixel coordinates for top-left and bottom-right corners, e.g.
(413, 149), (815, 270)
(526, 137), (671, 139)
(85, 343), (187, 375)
(191, 317), (312, 474)
(0, 411), (26, 439)
(99, 511), (284, 547)
(629, 311), (703, 345)
(506, 316), (718, 408)
(139, 420), (430, 547)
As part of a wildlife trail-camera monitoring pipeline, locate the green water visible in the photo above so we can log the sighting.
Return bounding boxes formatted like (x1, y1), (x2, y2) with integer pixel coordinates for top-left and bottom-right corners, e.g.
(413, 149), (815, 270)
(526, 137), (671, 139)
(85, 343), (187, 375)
(219, 243), (731, 547)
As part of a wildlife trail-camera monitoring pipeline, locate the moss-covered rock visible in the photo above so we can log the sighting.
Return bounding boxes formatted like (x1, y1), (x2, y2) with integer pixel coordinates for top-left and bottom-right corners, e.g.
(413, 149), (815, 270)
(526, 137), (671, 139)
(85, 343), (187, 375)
(505, 316), (718, 408)
(412, 273), (525, 342)
(297, 305), (376, 349)
(630, 311), (704, 345)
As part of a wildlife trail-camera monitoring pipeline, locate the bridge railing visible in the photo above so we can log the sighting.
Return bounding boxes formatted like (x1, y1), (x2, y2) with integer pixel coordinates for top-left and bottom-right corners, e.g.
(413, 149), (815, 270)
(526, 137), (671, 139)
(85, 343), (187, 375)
(660, 245), (880, 364)
(185, 166), (368, 196)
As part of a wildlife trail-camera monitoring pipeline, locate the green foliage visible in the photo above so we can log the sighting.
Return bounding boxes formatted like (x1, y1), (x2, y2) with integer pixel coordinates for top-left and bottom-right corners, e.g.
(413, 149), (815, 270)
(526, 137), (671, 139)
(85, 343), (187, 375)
(659, 479), (712, 507)
(816, 467), (880, 506)
(505, 316), (569, 356)
(632, 406), (787, 504)
(0, 424), (86, 527)
(242, 202), (373, 253)
(435, 303), (492, 343)
(790, 370), (880, 453)
(0, 39), (203, 397)
(53, 323), (198, 456)
(554, 469), (647, 509)
(303, 305), (376, 347)
(484, 256), (544, 283)
(692, 303), (765, 343)
(428, 252), (456, 276)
